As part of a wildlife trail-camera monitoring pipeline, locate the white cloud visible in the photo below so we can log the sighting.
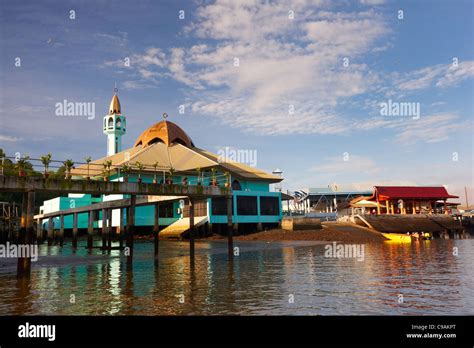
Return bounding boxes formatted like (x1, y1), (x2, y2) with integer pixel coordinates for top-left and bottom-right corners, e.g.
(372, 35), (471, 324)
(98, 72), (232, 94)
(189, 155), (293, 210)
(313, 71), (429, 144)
(101, 0), (472, 144)
(312, 155), (380, 175)
(394, 113), (468, 144)
(0, 135), (21, 142)
(395, 61), (474, 91)
(359, 0), (386, 5)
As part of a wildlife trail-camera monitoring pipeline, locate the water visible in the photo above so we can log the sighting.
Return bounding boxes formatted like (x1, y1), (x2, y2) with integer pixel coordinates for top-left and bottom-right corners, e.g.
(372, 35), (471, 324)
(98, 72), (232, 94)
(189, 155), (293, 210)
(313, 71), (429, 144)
(0, 239), (473, 315)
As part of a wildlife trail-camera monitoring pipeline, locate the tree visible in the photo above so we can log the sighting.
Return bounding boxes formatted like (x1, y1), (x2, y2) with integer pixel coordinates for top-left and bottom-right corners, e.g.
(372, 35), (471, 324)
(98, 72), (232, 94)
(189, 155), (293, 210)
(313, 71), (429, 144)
(40, 153), (52, 178)
(16, 156), (30, 177)
(63, 159), (74, 179)
(85, 156), (92, 179)
(135, 161), (144, 183)
(121, 163), (131, 182)
(102, 160), (112, 181)
(153, 161), (159, 184)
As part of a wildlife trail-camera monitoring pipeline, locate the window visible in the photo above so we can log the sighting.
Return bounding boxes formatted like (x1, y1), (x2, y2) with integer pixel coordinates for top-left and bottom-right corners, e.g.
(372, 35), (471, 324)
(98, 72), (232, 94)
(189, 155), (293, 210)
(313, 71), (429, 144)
(158, 202), (174, 218)
(116, 118), (122, 129)
(260, 196), (279, 216)
(232, 179), (242, 191)
(211, 197), (231, 215)
(237, 196), (257, 215)
(108, 117), (114, 128)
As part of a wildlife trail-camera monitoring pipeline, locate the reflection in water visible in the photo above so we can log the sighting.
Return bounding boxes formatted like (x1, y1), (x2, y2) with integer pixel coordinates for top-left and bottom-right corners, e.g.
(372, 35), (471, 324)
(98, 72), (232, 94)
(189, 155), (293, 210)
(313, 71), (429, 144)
(0, 239), (473, 315)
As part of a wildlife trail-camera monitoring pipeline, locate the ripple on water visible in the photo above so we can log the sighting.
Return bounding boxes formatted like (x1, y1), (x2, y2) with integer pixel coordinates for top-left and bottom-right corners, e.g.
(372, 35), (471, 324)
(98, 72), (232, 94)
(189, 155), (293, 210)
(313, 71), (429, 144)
(0, 239), (473, 315)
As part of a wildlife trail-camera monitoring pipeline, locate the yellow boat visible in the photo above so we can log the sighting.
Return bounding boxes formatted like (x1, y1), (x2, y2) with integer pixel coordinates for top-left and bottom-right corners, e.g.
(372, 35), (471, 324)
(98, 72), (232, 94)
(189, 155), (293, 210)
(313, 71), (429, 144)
(382, 233), (413, 243)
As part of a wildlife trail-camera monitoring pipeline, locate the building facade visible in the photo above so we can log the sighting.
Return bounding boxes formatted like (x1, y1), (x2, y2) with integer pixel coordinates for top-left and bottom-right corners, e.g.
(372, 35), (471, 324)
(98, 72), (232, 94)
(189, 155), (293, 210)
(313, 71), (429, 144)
(40, 93), (283, 237)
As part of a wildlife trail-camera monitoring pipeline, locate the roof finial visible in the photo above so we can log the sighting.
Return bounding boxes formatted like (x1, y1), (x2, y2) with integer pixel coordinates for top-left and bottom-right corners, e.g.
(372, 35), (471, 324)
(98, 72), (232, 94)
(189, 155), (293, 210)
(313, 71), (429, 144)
(163, 112), (168, 120)
(113, 82), (118, 95)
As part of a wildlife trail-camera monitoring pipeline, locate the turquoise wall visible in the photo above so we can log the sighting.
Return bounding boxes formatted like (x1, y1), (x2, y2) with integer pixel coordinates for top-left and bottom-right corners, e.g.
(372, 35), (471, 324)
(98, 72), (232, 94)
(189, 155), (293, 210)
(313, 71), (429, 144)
(42, 172), (279, 229)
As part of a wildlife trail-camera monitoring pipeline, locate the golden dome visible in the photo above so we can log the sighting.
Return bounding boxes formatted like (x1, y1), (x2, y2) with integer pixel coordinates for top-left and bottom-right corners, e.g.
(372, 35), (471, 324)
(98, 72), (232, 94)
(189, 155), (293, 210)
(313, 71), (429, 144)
(108, 94), (121, 115)
(134, 120), (194, 148)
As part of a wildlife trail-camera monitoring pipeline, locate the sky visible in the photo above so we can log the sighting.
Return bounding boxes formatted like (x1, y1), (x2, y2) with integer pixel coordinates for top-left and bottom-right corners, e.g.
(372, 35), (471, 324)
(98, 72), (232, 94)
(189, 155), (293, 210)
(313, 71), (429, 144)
(0, 0), (473, 201)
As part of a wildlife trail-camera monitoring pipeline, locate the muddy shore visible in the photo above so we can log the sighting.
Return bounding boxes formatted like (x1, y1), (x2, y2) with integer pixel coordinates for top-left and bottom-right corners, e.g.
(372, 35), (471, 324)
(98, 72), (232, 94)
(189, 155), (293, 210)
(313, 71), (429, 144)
(205, 222), (387, 243)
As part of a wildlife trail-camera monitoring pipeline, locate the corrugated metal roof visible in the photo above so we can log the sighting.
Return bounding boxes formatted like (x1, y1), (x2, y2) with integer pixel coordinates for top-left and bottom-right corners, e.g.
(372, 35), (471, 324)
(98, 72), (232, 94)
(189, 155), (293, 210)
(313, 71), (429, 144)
(370, 186), (459, 200)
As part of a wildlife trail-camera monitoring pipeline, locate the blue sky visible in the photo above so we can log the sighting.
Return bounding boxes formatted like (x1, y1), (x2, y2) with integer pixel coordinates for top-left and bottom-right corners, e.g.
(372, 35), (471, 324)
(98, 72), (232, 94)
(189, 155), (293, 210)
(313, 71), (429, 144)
(0, 0), (472, 200)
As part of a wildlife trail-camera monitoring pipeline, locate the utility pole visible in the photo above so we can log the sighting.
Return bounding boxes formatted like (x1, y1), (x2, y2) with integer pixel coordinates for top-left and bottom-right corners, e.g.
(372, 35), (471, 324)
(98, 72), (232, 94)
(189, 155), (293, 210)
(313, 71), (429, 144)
(465, 186), (470, 209)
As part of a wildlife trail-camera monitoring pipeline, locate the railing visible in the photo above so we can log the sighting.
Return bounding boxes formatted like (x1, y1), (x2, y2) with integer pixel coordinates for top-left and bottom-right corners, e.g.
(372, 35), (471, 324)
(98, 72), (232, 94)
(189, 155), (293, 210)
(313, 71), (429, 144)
(0, 175), (231, 197)
(0, 154), (232, 187)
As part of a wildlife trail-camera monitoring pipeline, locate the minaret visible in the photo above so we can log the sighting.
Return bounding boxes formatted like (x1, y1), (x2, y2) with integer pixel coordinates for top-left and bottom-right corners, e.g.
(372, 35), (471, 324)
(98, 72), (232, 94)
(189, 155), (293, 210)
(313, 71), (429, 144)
(103, 89), (126, 156)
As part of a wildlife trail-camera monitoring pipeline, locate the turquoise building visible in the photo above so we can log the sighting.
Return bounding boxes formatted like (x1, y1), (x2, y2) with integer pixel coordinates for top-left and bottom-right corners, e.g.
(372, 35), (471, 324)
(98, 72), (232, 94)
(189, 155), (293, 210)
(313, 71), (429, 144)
(40, 93), (284, 237)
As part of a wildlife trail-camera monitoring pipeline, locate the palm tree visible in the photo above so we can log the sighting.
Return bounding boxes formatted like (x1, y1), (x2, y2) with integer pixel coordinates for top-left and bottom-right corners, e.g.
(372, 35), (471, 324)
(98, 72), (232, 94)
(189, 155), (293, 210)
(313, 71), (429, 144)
(224, 171), (231, 187)
(40, 153), (52, 179)
(135, 161), (144, 183)
(121, 163), (131, 182)
(153, 161), (159, 184)
(63, 159), (74, 179)
(210, 168), (217, 186)
(84, 156), (92, 180)
(16, 156), (30, 177)
(102, 160), (112, 181)
(167, 167), (175, 185)
(196, 167), (202, 185)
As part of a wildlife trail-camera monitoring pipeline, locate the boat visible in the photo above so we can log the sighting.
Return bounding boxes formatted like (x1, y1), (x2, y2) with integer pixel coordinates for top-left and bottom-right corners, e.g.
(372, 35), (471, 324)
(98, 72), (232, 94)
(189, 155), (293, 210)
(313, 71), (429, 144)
(382, 232), (432, 242)
(382, 233), (413, 242)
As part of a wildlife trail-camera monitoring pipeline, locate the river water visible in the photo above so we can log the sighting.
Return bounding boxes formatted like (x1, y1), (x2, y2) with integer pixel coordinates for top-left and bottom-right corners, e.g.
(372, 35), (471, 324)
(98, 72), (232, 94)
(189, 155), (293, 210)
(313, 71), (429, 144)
(0, 239), (473, 315)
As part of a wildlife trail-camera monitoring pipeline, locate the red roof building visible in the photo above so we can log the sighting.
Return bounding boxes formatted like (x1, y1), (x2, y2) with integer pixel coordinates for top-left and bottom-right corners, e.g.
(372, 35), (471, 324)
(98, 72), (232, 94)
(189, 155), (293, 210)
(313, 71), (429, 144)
(367, 186), (459, 215)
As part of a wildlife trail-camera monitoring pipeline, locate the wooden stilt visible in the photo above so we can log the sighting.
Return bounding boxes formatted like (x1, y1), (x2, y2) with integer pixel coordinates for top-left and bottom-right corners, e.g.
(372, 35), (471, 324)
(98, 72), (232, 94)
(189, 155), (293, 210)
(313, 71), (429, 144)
(126, 195), (136, 263)
(47, 217), (53, 246)
(101, 208), (107, 250)
(17, 191), (34, 278)
(72, 212), (78, 249)
(107, 209), (112, 250)
(87, 210), (94, 249)
(189, 198), (195, 261)
(36, 218), (43, 244)
(17, 192), (27, 245)
(119, 207), (125, 249)
(58, 215), (64, 246)
(226, 195), (233, 259)
(153, 203), (160, 257)
(385, 200), (389, 215)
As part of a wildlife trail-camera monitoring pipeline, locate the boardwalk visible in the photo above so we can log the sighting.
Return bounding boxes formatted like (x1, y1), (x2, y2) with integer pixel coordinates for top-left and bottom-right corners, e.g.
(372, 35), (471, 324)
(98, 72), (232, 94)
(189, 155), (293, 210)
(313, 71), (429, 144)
(0, 174), (235, 278)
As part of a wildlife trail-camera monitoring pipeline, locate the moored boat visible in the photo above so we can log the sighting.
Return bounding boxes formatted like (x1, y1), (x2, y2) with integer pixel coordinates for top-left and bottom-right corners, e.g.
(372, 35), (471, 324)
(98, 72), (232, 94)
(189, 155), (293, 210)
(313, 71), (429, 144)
(382, 233), (413, 242)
